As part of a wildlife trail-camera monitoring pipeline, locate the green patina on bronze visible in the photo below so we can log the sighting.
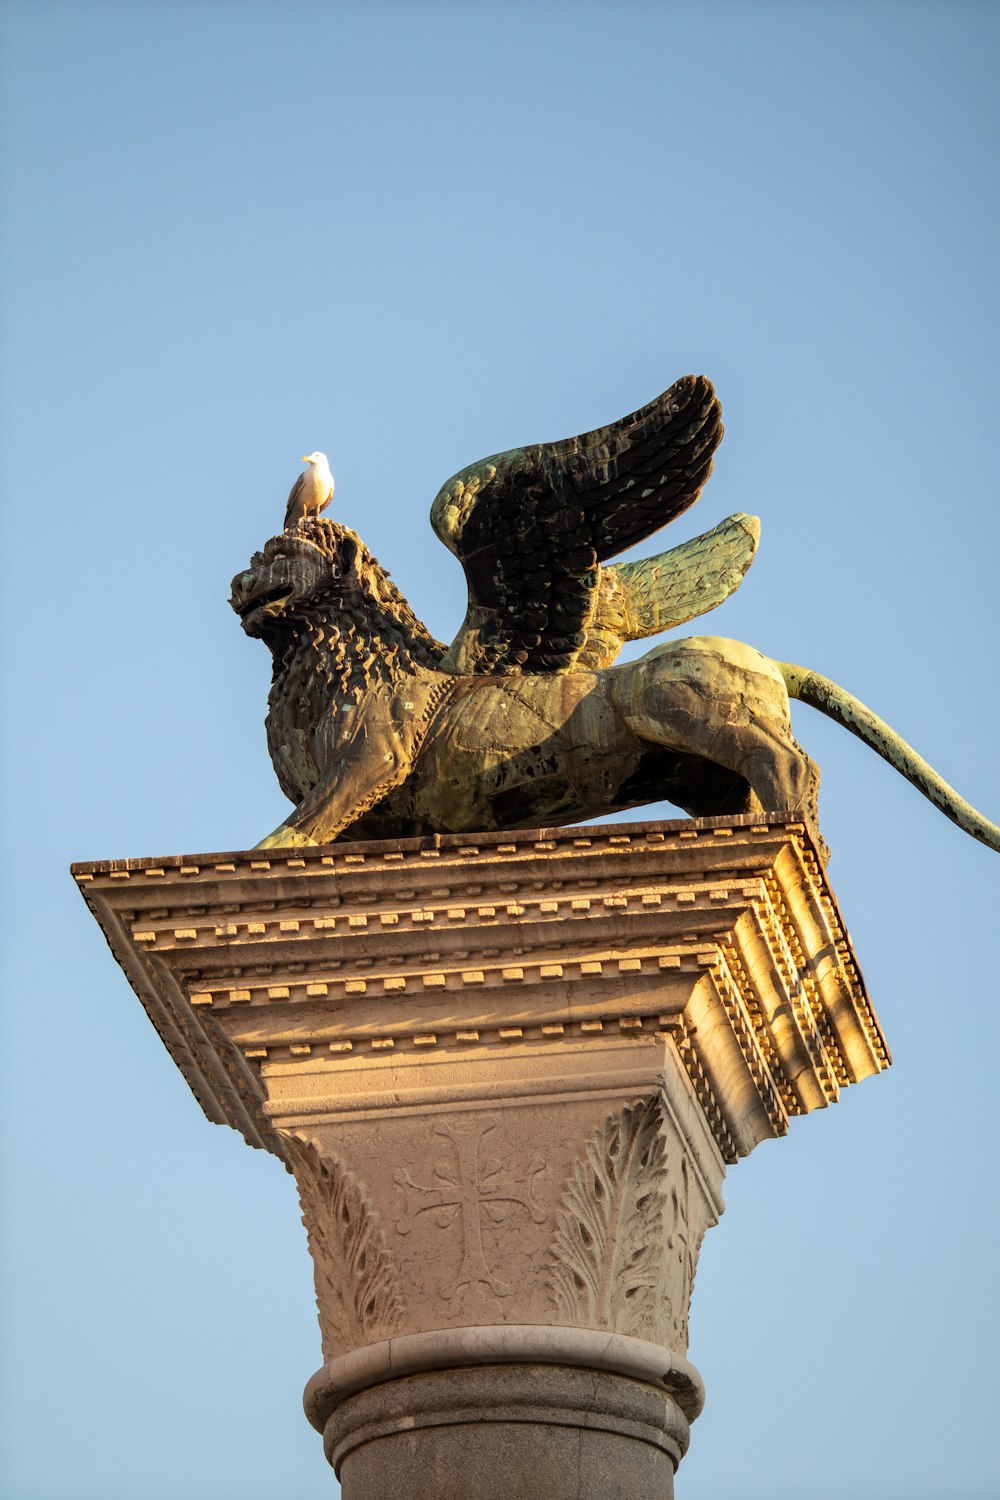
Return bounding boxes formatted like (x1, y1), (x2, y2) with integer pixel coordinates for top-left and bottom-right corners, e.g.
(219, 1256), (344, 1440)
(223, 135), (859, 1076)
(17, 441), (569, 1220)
(230, 375), (999, 855)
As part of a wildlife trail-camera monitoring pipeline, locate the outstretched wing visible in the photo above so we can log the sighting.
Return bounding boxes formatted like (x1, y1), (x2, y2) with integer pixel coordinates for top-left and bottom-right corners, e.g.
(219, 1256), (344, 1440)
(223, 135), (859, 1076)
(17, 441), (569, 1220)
(431, 375), (722, 674)
(577, 513), (760, 670)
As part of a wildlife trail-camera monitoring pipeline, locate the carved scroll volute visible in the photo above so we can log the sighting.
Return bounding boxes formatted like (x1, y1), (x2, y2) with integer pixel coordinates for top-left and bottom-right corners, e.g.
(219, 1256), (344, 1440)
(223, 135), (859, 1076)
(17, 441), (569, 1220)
(549, 1095), (707, 1352)
(282, 1134), (405, 1362)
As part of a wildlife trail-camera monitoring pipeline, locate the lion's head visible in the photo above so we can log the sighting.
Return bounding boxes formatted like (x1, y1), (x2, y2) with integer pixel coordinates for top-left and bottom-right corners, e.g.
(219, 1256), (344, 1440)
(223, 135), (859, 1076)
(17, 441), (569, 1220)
(229, 521), (355, 643)
(230, 518), (445, 666)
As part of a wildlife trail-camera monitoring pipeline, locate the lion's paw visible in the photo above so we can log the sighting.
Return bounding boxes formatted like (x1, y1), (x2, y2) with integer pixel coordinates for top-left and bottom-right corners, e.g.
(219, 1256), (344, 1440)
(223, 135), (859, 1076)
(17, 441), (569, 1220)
(253, 825), (320, 850)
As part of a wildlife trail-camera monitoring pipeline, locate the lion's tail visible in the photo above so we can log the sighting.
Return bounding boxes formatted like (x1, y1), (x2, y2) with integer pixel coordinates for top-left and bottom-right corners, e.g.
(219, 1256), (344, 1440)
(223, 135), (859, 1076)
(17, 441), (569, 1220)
(777, 661), (1000, 854)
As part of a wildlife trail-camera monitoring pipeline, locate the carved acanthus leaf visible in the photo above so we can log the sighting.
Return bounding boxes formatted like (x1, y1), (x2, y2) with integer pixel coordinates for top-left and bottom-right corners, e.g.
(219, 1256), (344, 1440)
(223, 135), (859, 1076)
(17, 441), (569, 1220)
(549, 1095), (666, 1327)
(283, 1135), (404, 1361)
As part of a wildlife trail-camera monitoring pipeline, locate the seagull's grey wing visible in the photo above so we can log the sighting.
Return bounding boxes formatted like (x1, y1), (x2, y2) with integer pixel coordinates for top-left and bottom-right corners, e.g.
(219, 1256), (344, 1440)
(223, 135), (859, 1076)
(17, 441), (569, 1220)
(284, 471), (306, 529)
(431, 375), (723, 675)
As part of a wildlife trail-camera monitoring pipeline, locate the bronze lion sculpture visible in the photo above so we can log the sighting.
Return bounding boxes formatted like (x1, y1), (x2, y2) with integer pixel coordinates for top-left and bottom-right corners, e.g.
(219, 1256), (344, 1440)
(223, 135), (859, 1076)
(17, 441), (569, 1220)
(230, 376), (998, 856)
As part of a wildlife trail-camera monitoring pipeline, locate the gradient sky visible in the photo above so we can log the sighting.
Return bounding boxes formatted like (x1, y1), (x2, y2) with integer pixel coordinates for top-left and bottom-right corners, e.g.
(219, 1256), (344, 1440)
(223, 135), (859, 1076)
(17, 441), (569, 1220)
(2, 3), (998, 1497)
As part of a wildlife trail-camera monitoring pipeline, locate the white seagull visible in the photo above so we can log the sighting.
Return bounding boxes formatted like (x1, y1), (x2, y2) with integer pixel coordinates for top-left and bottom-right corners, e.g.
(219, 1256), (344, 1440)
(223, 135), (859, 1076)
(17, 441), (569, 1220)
(284, 451), (335, 529)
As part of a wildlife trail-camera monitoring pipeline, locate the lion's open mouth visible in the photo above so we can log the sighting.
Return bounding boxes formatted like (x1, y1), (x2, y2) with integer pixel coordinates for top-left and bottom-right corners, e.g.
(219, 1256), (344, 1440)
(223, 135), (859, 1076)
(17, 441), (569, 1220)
(238, 583), (294, 620)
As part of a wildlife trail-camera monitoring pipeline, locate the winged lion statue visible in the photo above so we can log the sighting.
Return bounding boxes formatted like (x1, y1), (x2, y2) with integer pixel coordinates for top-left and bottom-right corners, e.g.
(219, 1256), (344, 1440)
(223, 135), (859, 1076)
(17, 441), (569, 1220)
(230, 375), (999, 856)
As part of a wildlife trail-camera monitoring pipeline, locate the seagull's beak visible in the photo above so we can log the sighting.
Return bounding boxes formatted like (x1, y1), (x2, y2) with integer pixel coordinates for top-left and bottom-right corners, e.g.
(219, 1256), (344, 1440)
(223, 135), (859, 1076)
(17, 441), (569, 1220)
(300, 454), (311, 463)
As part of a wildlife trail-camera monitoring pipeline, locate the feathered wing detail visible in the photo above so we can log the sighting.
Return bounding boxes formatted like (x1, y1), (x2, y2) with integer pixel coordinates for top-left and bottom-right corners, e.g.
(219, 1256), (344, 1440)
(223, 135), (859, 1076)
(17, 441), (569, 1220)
(432, 375), (723, 675)
(577, 513), (760, 670)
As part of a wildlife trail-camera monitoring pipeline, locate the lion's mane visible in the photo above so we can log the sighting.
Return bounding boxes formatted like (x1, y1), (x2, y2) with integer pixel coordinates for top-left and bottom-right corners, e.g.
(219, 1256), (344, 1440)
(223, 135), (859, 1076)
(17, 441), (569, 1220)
(261, 519), (447, 802)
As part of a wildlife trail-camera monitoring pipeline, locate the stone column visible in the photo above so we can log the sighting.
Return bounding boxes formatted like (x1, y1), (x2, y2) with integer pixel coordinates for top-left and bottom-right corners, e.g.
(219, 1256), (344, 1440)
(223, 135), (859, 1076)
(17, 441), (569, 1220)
(75, 813), (888, 1499)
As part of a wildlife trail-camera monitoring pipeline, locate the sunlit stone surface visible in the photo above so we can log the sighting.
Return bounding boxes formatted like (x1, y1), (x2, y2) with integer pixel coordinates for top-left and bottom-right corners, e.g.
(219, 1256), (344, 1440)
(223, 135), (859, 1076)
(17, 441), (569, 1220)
(75, 812), (888, 1498)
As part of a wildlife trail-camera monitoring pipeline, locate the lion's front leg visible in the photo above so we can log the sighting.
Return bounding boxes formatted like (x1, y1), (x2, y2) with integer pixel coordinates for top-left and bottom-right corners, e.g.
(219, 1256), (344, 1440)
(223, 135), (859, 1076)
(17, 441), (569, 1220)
(255, 822), (320, 850)
(255, 748), (410, 848)
(255, 699), (414, 848)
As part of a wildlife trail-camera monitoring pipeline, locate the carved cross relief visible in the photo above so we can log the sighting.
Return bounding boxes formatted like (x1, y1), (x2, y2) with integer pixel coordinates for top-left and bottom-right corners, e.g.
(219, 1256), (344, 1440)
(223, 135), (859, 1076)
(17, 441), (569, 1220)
(394, 1119), (547, 1299)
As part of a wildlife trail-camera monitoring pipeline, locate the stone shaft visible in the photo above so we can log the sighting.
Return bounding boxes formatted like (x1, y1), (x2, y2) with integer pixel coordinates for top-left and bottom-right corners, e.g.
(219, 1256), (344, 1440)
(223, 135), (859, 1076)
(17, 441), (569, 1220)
(74, 812), (888, 1495)
(329, 1364), (688, 1500)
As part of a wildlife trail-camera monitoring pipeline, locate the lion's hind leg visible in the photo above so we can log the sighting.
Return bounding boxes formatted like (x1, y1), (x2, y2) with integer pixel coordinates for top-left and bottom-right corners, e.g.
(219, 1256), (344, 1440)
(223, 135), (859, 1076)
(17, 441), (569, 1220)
(617, 636), (822, 836)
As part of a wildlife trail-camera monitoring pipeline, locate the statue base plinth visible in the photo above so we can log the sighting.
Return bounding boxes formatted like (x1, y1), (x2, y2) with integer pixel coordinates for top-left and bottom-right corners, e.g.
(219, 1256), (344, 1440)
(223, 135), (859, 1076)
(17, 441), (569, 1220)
(74, 813), (889, 1495)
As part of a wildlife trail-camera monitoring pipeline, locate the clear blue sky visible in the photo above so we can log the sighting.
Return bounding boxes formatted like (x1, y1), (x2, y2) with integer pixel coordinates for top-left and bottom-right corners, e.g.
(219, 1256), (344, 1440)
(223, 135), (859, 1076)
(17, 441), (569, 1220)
(2, 2), (998, 1497)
